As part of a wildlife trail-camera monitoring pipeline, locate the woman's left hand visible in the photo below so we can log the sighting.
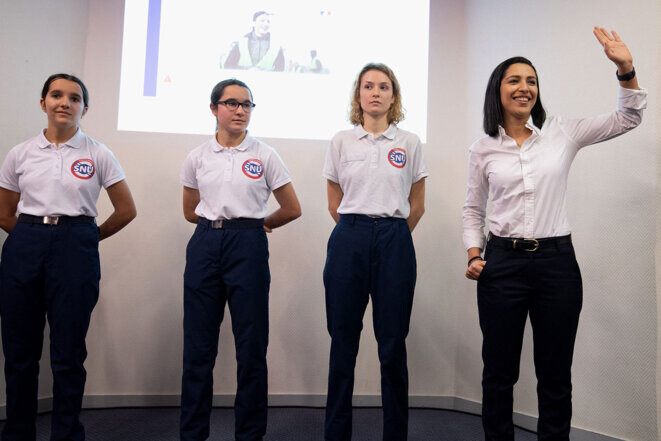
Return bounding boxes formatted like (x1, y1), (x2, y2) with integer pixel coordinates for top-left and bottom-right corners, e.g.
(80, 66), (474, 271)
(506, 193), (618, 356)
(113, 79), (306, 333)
(593, 26), (633, 72)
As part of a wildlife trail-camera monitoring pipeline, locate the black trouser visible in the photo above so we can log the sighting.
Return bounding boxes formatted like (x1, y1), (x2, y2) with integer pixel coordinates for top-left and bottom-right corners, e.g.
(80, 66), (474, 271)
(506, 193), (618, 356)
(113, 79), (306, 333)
(180, 218), (269, 441)
(324, 214), (416, 441)
(0, 216), (100, 441)
(477, 235), (582, 441)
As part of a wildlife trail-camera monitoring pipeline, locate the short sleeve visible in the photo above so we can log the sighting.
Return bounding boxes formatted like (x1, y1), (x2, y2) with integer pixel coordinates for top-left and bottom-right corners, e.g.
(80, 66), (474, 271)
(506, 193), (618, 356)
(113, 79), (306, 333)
(409, 136), (429, 184)
(95, 145), (126, 189)
(180, 151), (199, 189)
(0, 148), (20, 193)
(322, 138), (340, 183)
(263, 148), (291, 191)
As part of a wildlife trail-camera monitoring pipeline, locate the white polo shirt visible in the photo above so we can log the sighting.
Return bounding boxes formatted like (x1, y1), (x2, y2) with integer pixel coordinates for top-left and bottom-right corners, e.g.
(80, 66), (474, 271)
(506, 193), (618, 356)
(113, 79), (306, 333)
(0, 129), (126, 217)
(181, 134), (291, 220)
(323, 125), (429, 218)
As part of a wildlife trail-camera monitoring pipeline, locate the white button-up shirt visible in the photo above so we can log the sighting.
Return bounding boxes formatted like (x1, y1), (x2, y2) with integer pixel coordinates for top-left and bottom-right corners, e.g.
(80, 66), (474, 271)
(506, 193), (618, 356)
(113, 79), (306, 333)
(462, 86), (647, 250)
(0, 129), (125, 217)
(181, 134), (291, 220)
(323, 125), (429, 218)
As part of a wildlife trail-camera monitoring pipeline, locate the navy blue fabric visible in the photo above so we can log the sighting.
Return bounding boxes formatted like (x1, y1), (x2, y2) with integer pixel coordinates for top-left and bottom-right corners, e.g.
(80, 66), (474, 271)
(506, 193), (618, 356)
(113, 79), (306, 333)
(323, 214), (416, 441)
(477, 238), (582, 441)
(180, 219), (270, 441)
(0, 221), (100, 441)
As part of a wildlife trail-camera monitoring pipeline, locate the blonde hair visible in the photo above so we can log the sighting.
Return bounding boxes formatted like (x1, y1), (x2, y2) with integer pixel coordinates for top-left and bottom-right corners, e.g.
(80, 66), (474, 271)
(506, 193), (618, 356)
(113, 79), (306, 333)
(349, 63), (404, 126)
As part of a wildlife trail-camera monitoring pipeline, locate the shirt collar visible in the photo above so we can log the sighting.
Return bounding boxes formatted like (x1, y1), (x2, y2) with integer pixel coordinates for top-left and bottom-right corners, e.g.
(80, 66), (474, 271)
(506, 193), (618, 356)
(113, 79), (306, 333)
(212, 132), (254, 152)
(526, 117), (541, 136)
(38, 128), (84, 149)
(353, 124), (397, 141)
(497, 117), (540, 143)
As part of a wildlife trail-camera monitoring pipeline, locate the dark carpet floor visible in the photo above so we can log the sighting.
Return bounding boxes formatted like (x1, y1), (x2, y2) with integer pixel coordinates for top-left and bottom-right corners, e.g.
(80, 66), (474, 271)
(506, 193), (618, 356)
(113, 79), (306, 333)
(0, 407), (537, 440)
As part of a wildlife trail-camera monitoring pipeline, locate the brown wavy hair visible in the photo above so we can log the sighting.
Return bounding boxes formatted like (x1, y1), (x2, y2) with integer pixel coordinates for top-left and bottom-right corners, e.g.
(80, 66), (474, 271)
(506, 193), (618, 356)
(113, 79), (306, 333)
(349, 63), (404, 126)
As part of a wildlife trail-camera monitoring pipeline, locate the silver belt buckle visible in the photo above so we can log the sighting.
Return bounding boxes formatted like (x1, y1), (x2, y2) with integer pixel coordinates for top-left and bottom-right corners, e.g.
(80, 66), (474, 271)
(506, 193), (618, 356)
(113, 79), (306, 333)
(210, 219), (223, 229)
(42, 216), (59, 225)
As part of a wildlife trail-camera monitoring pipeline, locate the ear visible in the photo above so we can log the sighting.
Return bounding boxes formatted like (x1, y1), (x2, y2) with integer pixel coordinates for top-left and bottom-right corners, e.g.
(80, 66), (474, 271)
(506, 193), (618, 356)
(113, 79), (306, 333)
(210, 102), (218, 117)
(81, 107), (89, 117)
(40, 98), (46, 113)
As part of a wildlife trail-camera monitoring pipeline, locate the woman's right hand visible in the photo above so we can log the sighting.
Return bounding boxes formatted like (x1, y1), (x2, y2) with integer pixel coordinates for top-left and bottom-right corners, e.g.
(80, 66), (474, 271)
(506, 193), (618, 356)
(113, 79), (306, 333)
(466, 259), (486, 280)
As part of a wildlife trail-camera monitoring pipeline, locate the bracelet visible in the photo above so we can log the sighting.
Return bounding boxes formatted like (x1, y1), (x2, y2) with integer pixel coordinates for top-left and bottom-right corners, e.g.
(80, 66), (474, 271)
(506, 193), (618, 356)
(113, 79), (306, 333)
(467, 256), (483, 267)
(616, 67), (635, 82)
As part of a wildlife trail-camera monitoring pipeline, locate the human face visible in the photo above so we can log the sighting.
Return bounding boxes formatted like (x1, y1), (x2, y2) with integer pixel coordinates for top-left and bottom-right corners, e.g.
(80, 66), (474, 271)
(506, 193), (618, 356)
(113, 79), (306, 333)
(359, 69), (395, 122)
(500, 63), (538, 121)
(210, 85), (252, 135)
(40, 79), (87, 130)
(253, 14), (271, 37)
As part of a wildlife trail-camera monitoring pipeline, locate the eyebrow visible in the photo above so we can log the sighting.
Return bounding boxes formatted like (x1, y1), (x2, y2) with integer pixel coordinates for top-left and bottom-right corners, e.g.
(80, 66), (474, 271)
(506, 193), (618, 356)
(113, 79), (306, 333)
(504, 75), (536, 80)
(50, 89), (83, 99)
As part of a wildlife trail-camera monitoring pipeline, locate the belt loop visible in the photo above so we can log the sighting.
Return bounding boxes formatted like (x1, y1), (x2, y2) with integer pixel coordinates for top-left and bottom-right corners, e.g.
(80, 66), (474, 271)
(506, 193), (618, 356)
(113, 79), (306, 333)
(351, 215), (356, 225)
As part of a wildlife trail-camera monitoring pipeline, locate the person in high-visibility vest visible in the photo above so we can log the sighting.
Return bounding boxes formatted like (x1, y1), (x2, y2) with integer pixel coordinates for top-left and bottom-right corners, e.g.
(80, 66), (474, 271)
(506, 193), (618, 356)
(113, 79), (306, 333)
(309, 50), (323, 73)
(223, 11), (285, 72)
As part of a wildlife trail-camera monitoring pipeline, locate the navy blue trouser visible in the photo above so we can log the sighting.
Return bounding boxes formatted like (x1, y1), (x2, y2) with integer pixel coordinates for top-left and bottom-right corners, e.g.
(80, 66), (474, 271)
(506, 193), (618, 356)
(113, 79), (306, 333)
(323, 214), (416, 441)
(180, 218), (269, 441)
(0, 219), (100, 441)
(477, 236), (582, 441)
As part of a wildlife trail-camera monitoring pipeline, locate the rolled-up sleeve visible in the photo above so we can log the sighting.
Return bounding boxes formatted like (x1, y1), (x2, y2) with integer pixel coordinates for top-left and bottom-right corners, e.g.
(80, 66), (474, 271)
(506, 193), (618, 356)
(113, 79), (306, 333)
(462, 146), (488, 250)
(561, 86), (647, 149)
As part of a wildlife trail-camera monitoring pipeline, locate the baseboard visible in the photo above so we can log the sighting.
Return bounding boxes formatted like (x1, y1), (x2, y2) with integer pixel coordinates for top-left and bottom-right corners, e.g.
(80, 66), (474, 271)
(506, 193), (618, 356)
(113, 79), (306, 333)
(0, 394), (623, 440)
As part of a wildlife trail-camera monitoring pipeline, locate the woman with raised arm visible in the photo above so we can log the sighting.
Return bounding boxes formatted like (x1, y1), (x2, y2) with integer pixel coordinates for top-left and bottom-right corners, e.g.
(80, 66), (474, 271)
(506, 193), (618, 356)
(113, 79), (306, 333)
(179, 78), (301, 441)
(323, 63), (428, 441)
(462, 28), (646, 440)
(0, 73), (136, 441)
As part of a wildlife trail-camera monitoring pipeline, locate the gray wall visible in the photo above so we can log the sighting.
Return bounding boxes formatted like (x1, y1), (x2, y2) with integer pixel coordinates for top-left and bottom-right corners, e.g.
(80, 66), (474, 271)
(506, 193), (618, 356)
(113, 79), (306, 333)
(0, 0), (659, 439)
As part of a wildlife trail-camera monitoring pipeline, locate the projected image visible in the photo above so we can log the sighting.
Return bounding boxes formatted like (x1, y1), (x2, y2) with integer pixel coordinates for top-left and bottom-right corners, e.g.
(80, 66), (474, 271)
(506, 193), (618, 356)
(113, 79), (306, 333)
(219, 10), (328, 74)
(118, 0), (429, 141)
(221, 10), (287, 72)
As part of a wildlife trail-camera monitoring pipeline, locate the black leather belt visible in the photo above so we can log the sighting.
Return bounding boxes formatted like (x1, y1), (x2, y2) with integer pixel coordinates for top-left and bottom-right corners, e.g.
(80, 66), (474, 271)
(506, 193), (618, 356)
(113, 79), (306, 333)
(198, 217), (264, 230)
(339, 214), (404, 225)
(17, 214), (95, 225)
(487, 233), (572, 252)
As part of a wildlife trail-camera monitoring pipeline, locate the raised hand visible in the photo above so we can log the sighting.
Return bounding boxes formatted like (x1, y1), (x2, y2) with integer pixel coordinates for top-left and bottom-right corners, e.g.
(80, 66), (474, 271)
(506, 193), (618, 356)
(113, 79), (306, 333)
(593, 26), (633, 73)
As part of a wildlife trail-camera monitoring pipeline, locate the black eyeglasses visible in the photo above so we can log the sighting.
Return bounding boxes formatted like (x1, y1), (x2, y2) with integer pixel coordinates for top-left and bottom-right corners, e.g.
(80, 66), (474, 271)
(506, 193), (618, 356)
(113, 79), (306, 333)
(216, 99), (256, 112)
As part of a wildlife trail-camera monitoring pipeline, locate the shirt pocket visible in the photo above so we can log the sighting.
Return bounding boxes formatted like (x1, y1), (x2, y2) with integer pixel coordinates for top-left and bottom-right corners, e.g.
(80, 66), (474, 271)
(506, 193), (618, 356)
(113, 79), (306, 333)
(340, 152), (367, 164)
